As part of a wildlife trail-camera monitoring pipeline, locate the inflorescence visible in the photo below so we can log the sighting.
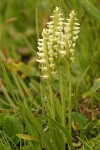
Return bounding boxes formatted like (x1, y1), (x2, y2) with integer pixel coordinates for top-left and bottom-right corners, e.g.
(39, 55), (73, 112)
(37, 7), (80, 79)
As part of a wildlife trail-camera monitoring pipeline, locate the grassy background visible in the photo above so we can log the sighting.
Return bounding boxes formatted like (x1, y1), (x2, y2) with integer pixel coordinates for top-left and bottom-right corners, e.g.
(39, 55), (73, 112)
(0, 0), (100, 103)
(0, 0), (100, 149)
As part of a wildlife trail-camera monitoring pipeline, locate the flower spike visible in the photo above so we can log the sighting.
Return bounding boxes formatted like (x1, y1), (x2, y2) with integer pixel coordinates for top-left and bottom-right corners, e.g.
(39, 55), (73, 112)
(37, 7), (80, 79)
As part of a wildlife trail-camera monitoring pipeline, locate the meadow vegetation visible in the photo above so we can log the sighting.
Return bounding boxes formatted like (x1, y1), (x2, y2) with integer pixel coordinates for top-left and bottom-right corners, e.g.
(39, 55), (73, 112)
(0, 0), (100, 150)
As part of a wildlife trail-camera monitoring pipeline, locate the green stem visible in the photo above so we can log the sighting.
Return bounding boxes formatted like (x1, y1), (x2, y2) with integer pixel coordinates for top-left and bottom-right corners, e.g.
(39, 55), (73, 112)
(41, 80), (52, 117)
(67, 65), (73, 148)
(48, 80), (55, 119)
(59, 72), (66, 128)
(58, 67), (66, 150)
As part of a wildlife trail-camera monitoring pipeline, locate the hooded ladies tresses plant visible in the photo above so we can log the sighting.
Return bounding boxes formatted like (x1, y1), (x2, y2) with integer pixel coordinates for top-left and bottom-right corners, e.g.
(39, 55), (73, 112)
(37, 7), (80, 79)
(37, 7), (80, 149)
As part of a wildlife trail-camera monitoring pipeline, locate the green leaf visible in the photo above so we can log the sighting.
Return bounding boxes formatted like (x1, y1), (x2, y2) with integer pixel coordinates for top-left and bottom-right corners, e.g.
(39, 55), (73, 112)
(20, 104), (53, 150)
(3, 114), (23, 145)
(72, 112), (88, 129)
(45, 115), (73, 149)
(22, 146), (31, 150)
(93, 135), (100, 150)
(81, 0), (100, 20)
(50, 125), (65, 150)
(0, 113), (6, 127)
(0, 60), (17, 107)
(81, 120), (100, 139)
(83, 140), (95, 150)
(90, 78), (100, 93)
(83, 78), (100, 98)
(16, 133), (40, 142)
(0, 142), (7, 150)
(83, 135), (100, 150)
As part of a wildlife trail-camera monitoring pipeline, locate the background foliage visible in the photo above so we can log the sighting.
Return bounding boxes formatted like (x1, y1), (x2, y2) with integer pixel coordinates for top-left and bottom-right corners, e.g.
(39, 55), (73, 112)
(0, 0), (100, 149)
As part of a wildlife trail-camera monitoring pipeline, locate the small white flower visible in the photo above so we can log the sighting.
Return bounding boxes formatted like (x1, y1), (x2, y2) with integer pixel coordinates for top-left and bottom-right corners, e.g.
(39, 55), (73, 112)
(59, 50), (66, 56)
(73, 43), (76, 47)
(73, 35), (78, 41)
(73, 26), (80, 30)
(50, 63), (55, 68)
(37, 59), (46, 63)
(40, 75), (49, 79)
(37, 52), (45, 57)
(70, 49), (74, 53)
(74, 22), (80, 26)
(73, 30), (80, 35)
(41, 67), (47, 71)
(70, 57), (75, 62)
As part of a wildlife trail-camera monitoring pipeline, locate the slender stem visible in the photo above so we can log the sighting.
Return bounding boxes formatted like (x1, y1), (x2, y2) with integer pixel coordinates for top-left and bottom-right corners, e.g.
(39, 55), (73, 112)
(59, 71), (66, 128)
(57, 66), (66, 150)
(48, 80), (55, 119)
(67, 65), (72, 147)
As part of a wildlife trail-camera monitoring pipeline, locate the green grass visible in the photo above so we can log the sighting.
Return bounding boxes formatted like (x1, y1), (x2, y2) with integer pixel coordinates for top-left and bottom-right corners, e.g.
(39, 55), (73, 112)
(0, 0), (100, 150)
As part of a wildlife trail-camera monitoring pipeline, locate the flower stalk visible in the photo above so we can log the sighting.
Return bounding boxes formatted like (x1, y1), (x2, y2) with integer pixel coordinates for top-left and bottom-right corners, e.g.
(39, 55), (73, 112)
(37, 7), (80, 149)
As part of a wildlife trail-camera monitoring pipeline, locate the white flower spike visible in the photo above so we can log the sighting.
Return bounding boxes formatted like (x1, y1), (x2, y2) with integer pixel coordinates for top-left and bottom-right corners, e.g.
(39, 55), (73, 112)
(37, 7), (80, 79)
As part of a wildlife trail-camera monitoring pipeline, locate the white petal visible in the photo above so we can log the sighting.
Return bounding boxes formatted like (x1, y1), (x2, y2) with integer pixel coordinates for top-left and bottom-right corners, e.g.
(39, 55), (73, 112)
(37, 52), (44, 57)
(70, 49), (74, 53)
(50, 63), (54, 68)
(73, 35), (78, 41)
(59, 50), (66, 55)
(51, 71), (56, 74)
(38, 39), (43, 42)
(37, 47), (43, 51)
(73, 43), (76, 47)
(47, 21), (53, 25)
(73, 30), (80, 35)
(42, 67), (47, 71)
(74, 22), (80, 26)
(37, 59), (46, 63)
(70, 57), (75, 62)
(49, 57), (53, 61)
(74, 26), (80, 30)
(41, 75), (48, 79)
(68, 40), (72, 47)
